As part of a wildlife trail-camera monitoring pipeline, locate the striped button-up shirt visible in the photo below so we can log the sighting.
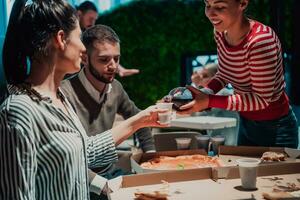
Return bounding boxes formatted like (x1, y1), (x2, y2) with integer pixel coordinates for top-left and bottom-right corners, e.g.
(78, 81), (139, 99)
(0, 85), (118, 200)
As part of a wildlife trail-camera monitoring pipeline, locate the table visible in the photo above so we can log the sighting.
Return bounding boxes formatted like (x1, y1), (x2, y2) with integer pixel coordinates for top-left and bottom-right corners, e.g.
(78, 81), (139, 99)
(109, 173), (300, 200)
(170, 116), (237, 130)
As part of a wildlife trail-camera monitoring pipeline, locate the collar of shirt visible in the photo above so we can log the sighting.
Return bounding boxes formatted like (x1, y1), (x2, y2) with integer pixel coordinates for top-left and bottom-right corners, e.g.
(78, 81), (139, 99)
(78, 69), (112, 104)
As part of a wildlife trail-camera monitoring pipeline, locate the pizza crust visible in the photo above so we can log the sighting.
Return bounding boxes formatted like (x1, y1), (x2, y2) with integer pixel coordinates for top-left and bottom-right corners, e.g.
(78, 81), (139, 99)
(261, 152), (286, 162)
(134, 191), (168, 200)
(140, 154), (222, 170)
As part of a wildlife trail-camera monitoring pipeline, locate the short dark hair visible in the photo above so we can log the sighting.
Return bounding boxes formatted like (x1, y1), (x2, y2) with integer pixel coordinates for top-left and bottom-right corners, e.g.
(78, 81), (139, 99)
(76, 1), (98, 13)
(82, 24), (120, 52)
(2, 0), (78, 84)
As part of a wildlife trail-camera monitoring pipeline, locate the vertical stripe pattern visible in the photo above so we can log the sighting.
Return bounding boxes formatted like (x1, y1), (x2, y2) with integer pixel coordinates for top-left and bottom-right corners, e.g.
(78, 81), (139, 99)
(0, 85), (117, 200)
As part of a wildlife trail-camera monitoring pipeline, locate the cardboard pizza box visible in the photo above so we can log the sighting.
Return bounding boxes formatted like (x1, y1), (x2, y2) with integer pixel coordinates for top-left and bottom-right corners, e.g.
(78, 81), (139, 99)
(131, 145), (300, 175)
(107, 167), (215, 200)
(108, 163), (300, 200)
(217, 146), (284, 166)
(131, 149), (207, 173)
(218, 146), (300, 164)
(212, 162), (300, 180)
(214, 146), (300, 179)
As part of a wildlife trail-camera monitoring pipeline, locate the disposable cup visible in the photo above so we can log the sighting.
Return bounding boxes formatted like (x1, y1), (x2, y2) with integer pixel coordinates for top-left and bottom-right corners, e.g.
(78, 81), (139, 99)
(175, 138), (192, 150)
(210, 135), (225, 155)
(156, 102), (173, 124)
(195, 135), (210, 152)
(236, 158), (261, 190)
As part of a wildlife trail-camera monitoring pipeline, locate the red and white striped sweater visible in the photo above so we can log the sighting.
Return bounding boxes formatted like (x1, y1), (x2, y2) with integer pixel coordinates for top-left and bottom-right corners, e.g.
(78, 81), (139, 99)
(207, 21), (289, 120)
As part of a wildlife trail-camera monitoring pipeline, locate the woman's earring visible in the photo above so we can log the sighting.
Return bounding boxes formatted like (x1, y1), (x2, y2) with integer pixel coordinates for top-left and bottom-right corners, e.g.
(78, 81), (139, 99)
(26, 56), (31, 75)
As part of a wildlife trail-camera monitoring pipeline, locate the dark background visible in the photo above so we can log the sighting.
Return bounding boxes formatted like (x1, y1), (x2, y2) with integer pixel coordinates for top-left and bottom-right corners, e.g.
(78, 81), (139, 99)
(96, 0), (298, 109)
(1, 0), (299, 116)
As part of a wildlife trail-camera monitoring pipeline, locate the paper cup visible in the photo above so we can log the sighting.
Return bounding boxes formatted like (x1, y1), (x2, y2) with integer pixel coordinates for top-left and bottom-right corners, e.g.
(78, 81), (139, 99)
(210, 135), (225, 155)
(175, 138), (192, 150)
(195, 135), (210, 152)
(236, 158), (261, 190)
(156, 102), (173, 124)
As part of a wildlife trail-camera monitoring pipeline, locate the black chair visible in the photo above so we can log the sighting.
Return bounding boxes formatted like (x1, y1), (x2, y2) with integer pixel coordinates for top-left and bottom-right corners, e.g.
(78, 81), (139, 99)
(0, 85), (8, 104)
(154, 131), (201, 151)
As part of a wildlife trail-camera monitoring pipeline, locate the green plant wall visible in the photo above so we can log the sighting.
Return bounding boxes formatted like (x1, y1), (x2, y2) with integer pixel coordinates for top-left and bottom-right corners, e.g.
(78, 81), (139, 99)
(97, 0), (292, 109)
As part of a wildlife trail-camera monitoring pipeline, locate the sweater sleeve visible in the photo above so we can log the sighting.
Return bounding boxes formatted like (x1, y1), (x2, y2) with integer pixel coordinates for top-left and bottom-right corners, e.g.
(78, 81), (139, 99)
(209, 32), (282, 112)
(115, 81), (155, 152)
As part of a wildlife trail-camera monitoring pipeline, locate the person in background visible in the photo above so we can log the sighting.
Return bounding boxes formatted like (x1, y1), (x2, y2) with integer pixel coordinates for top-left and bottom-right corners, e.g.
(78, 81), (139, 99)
(191, 63), (218, 88)
(0, 0), (167, 199)
(180, 0), (299, 148)
(76, 1), (139, 77)
(76, 0), (98, 32)
(191, 63), (239, 145)
(61, 24), (155, 180)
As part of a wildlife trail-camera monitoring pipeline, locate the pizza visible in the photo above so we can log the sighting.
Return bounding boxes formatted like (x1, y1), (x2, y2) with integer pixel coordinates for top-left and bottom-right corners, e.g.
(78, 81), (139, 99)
(262, 191), (294, 199)
(134, 181), (169, 200)
(140, 154), (222, 170)
(134, 191), (168, 200)
(262, 182), (300, 199)
(261, 151), (286, 162)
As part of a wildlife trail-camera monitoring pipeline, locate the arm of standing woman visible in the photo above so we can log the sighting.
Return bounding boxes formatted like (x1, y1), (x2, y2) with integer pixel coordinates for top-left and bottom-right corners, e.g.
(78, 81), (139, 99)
(177, 85), (209, 115)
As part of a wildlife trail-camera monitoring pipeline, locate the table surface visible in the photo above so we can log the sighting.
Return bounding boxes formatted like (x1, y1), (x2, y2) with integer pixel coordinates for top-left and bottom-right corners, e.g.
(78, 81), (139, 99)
(109, 173), (300, 200)
(170, 116), (237, 130)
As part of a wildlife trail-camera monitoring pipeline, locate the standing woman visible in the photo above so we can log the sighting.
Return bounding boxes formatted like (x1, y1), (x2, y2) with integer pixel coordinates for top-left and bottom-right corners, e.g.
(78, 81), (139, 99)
(0, 0), (166, 199)
(180, 0), (299, 147)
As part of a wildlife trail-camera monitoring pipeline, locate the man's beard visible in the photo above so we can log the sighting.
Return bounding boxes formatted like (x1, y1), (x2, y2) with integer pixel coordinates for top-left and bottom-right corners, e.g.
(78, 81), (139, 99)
(88, 56), (114, 84)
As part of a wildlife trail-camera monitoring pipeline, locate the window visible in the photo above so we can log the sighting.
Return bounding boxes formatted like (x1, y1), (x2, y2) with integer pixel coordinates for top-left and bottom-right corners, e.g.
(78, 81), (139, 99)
(181, 52), (218, 86)
(181, 52), (292, 97)
(68, 0), (134, 12)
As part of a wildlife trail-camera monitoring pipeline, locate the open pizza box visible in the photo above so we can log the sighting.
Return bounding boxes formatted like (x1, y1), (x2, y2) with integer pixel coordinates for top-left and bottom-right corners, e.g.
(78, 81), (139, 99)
(131, 149), (207, 173)
(107, 162), (300, 200)
(107, 167), (215, 200)
(131, 145), (300, 174)
(213, 145), (300, 179)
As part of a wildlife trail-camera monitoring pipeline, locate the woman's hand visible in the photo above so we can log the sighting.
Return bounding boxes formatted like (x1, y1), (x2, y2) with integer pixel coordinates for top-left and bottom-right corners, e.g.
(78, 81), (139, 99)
(177, 86), (209, 115)
(112, 105), (169, 145)
(135, 105), (170, 128)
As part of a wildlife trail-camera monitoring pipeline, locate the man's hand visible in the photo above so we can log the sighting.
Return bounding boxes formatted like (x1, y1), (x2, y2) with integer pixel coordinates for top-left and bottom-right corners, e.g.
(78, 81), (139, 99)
(118, 65), (140, 77)
(177, 85), (209, 115)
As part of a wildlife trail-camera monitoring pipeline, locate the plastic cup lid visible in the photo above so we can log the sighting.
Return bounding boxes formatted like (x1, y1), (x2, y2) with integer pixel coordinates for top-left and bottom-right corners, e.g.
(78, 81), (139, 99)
(236, 158), (261, 167)
(156, 102), (173, 109)
(195, 135), (210, 140)
(175, 138), (191, 143)
(211, 136), (225, 142)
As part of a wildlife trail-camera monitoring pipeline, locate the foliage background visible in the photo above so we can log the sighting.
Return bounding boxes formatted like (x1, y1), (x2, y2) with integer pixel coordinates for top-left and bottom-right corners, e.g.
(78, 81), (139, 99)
(97, 0), (292, 109)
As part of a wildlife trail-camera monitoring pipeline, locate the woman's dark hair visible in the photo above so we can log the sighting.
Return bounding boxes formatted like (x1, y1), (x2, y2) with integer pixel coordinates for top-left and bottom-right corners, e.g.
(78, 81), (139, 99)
(76, 1), (98, 13)
(2, 0), (78, 84)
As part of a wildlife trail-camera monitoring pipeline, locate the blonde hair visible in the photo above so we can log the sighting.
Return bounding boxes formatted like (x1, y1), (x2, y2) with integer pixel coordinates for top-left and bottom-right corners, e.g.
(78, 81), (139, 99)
(204, 63), (218, 77)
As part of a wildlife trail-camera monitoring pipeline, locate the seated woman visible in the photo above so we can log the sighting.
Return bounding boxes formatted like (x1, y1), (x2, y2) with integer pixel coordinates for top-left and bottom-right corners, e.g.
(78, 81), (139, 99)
(0, 0), (167, 199)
